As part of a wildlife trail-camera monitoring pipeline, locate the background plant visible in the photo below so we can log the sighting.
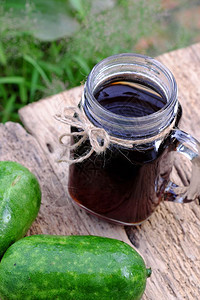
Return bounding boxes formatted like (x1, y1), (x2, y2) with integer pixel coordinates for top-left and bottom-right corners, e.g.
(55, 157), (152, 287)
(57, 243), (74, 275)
(0, 0), (199, 123)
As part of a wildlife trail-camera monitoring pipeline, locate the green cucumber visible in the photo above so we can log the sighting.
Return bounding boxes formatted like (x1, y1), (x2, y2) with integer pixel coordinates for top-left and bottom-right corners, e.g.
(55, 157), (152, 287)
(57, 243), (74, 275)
(0, 235), (151, 300)
(0, 161), (41, 258)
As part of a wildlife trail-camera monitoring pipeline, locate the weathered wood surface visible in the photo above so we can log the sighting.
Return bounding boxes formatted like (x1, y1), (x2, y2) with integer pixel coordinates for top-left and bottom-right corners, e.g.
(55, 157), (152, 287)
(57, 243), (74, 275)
(1, 43), (200, 299)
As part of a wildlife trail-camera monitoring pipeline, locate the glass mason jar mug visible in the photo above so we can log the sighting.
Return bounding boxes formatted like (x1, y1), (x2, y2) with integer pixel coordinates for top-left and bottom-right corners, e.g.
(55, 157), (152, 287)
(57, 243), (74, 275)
(63, 53), (200, 226)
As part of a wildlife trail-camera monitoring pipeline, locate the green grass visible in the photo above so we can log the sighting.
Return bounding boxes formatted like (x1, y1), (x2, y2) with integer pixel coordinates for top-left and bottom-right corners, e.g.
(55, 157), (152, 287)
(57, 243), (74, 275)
(0, 0), (199, 123)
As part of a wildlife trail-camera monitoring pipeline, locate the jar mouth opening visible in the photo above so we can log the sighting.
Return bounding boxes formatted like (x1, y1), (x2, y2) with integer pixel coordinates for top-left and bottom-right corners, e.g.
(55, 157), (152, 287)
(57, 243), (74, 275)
(83, 53), (178, 139)
(85, 53), (177, 123)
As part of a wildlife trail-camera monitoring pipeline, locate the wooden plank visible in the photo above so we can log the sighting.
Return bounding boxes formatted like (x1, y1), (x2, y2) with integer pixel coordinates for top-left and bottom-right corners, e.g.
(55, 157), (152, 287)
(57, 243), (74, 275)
(0, 43), (199, 299)
(0, 121), (129, 243)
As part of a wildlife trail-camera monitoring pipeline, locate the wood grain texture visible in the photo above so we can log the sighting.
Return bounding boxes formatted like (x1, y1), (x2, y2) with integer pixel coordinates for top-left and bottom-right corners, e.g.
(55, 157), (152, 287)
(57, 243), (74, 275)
(126, 45), (200, 300)
(1, 43), (200, 299)
(0, 121), (129, 243)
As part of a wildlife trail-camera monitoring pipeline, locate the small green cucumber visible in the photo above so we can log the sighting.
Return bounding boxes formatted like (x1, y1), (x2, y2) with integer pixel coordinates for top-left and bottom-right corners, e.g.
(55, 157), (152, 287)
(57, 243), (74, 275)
(0, 235), (151, 300)
(0, 161), (41, 258)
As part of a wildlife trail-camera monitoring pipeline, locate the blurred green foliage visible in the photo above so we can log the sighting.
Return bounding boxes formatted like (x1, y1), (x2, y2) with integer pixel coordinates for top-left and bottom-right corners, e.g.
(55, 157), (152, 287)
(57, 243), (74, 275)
(0, 0), (199, 123)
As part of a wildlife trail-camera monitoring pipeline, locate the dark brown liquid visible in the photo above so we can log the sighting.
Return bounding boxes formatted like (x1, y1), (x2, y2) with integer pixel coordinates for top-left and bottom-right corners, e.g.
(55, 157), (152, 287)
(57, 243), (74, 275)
(95, 81), (166, 117)
(68, 81), (180, 225)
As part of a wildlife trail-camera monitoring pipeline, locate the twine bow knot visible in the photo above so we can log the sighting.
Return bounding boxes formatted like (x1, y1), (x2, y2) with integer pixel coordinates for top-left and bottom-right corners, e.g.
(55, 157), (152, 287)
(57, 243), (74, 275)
(87, 127), (110, 154)
(55, 105), (176, 164)
(54, 106), (114, 164)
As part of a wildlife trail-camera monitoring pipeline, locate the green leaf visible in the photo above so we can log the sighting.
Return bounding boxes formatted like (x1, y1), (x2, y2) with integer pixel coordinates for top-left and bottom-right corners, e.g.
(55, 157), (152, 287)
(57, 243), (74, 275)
(65, 64), (76, 86)
(0, 42), (7, 66)
(1, 0), (80, 41)
(72, 56), (91, 75)
(25, 82), (46, 92)
(69, 0), (84, 13)
(38, 60), (63, 76)
(32, 13), (79, 42)
(0, 77), (25, 84)
(30, 68), (39, 102)
(2, 94), (16, 123)
(24, 55), (50, 86)
(69, 0), (85, 19)
(0, 84), (8, 101)
(9, 112), (20, 122)
(19, 83), (28, 103)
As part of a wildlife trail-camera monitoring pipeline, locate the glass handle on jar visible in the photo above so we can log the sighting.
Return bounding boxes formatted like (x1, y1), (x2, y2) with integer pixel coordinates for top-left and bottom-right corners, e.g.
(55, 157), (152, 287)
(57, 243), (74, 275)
(162, 129), (200, 204)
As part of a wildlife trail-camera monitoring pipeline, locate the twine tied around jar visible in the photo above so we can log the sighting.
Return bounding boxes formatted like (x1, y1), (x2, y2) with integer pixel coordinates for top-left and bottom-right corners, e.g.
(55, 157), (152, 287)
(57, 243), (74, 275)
(54, 104), (176, 165)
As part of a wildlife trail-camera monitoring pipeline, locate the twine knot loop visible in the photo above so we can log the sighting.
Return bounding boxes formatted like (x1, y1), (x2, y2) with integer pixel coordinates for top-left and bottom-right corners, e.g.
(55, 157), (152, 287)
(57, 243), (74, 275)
(88, 127), (110, 154)
(54, 106), (113, 163)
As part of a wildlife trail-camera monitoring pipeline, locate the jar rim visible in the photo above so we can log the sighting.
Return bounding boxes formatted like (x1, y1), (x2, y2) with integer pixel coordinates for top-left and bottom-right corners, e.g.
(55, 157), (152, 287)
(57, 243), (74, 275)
(83, 53), (178, 139)
(86, 53), (177, 121)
